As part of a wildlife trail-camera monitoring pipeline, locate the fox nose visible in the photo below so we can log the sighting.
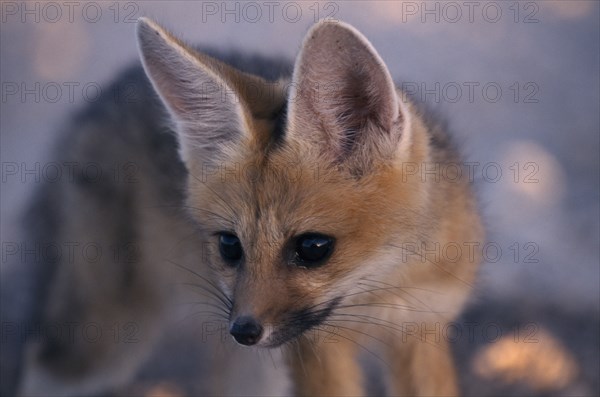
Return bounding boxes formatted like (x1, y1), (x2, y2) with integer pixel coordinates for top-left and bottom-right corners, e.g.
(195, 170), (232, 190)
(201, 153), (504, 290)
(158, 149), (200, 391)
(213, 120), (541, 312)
(229, 316), (263, 346)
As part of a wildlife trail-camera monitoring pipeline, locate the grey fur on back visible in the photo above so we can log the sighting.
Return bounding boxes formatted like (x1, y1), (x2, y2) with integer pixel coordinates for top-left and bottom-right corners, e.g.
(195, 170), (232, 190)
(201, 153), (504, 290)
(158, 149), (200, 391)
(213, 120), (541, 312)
(5, 50), (291, 397)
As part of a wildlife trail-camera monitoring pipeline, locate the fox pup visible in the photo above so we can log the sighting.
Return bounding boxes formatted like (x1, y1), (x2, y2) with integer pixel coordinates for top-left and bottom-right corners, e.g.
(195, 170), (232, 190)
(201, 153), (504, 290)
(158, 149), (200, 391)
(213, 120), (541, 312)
(136, 18), (483, 396)
(17, 18), (483, 397)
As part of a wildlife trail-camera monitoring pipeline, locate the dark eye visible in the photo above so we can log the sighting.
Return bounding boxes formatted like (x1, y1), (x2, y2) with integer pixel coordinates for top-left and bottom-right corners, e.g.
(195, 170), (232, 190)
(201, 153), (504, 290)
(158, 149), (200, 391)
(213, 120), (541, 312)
(295, 233), (335, 267)
(219, 233), (243, 264)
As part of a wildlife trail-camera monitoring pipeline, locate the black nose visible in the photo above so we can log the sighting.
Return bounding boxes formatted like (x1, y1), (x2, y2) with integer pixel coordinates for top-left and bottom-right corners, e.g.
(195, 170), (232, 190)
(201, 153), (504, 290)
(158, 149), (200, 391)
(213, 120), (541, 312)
(230, 316), (263, 346)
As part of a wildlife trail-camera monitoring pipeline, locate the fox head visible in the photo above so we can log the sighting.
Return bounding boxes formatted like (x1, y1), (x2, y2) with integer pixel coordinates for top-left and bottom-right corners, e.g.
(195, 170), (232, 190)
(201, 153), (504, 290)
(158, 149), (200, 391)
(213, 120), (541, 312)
(137, 18), (434, 347)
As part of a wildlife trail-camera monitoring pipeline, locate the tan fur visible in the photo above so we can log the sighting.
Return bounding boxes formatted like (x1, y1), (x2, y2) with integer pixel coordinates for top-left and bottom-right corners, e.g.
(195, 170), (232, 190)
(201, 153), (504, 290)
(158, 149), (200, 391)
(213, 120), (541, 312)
(138, 18), (484, 396)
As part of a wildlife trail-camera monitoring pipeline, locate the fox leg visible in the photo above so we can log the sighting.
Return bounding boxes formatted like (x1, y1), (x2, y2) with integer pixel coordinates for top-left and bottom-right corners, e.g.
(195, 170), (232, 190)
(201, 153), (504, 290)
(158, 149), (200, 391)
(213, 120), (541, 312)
(286, 332), (363, 396)
(388, 334), (459, 396)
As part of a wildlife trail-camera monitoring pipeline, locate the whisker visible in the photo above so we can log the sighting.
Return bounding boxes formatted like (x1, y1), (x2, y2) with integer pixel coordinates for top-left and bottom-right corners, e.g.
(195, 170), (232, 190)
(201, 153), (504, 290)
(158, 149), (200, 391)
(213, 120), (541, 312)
(360, 278), (442, 294)
(356, 279), (441, 319)
(328, 312), (449, 352)
(335, 302), (435, 314)
(386, 243), (473, 288)
(166, 259), (232, 304)
(301, 333), (322, 367)
(177, 299), (230, 315)
(324, 321), (391, 349)
(315, 324), (391, 369)
(176, 310), (229, 326)
(177, 282), (232, 310)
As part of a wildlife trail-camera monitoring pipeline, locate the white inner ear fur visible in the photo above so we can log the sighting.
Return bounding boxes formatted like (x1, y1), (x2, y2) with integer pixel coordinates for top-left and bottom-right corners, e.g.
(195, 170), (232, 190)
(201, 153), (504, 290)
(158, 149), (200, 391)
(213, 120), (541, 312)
(395, 88), (414, 161)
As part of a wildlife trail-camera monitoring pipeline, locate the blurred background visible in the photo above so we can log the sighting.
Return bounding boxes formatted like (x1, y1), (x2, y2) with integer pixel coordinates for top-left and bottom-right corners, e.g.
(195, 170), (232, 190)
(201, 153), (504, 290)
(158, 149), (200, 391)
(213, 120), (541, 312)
(1, 1), (598, 396)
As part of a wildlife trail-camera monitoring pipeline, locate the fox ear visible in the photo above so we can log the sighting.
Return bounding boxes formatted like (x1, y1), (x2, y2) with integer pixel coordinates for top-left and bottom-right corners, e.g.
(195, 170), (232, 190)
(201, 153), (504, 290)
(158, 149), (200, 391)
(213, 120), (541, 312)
(136, 17), (249, 166)
(287, 21), (404, 171)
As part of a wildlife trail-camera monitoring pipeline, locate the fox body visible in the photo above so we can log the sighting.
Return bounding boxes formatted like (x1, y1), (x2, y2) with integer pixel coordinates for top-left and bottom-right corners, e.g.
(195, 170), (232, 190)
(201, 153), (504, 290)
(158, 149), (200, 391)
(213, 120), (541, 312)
(16, 19), (483, 396)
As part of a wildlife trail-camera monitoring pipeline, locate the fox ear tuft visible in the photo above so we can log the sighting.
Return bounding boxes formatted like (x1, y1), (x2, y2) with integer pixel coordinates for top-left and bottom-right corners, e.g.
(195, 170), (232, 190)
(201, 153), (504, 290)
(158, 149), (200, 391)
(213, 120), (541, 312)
(136, 17), (248, 166)
(287, 20), (404, 170)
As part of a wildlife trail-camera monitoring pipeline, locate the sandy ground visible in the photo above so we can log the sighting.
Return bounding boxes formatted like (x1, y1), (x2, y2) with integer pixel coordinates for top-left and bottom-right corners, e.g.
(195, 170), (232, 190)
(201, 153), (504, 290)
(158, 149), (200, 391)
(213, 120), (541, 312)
(1, 1), (598, 395)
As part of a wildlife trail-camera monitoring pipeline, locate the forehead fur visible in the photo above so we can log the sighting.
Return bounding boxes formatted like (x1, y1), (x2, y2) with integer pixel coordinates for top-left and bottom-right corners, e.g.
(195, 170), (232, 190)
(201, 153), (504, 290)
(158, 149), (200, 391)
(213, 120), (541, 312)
(187, 125), (429, 265)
